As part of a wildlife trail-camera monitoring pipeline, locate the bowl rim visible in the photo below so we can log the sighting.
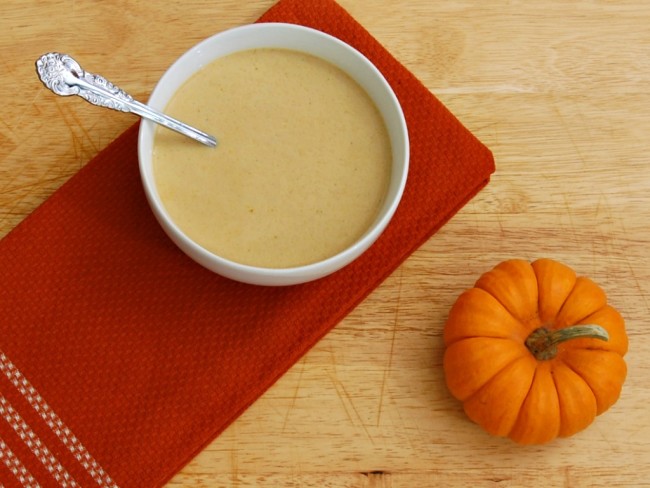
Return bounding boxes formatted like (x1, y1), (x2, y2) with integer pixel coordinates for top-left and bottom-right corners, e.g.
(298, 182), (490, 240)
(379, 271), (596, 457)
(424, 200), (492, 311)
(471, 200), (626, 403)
(138, 22), (409, 285)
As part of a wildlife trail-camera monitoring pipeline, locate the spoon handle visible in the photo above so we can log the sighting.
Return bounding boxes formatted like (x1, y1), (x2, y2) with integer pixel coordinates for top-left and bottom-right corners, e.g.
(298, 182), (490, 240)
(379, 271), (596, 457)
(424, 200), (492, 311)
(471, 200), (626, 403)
(35, 53), (217, 148)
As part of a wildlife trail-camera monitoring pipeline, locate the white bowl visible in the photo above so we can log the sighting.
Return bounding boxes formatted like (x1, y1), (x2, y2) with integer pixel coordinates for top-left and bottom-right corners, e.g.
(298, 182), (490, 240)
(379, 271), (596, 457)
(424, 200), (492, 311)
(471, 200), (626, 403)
(138, 23), (409, 286)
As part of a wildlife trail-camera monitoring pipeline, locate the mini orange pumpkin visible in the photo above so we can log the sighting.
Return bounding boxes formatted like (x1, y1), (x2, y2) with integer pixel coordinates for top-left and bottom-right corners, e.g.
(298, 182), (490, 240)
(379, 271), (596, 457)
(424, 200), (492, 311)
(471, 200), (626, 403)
(443, 258), (628, 444)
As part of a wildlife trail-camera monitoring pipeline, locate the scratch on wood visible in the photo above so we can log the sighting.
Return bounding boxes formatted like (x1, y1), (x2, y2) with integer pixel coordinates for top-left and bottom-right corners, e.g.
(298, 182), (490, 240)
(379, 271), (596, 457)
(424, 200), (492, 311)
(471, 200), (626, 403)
(496, 212), (506, 237)
(327, 368), (375, 444)
(551, 96), (588, 168)
(281, 359), (305, 434)
(617, 219), (649, 311)
(0, 174), (65, 196)
(376, 267), (403, 427)
(561, 193), (580, 244)
(53, 97), (100, 159)
(14, 90), (43, 130)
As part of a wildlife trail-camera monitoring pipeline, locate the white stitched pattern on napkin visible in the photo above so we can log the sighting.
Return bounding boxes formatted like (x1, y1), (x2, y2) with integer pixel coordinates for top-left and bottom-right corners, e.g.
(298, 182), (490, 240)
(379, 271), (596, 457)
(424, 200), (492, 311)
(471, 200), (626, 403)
(0, 351), (118, 488)
(0, 436), (39, 487)
(0, 394), (77, 486)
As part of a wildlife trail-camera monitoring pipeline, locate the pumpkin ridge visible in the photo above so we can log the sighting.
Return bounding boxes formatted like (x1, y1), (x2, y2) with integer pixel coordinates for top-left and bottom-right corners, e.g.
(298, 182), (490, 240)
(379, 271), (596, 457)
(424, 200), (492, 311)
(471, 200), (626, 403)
(509, 362), (562, 444)
(549, 364), (565, 434)
(559, 349), (627, 414)
(464, 352), (531, 405)
(555, 356), (596, 402)
(474, 260), (540, 328)
(443, 287), (532, 346)
(507, 365), (538, 439)
(473, 285), (538, 333)
(552, 278), (579, 325)
(474, 288), (507, 317)
(447, 332), (525, 345)
(463, 355), (537, 437)
(555, 277), (608, 328)
(550, 360), (597, 437)
(557, 305), (609, 331)
(444, 338), (529, 401)
(565, 344), (613, 353)
(579, 305), (628, 355)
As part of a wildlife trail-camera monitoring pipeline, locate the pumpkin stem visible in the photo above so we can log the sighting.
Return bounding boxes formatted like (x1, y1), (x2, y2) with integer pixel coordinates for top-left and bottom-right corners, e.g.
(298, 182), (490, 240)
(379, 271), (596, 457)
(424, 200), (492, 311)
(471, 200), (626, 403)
(525, 324), (609, 360)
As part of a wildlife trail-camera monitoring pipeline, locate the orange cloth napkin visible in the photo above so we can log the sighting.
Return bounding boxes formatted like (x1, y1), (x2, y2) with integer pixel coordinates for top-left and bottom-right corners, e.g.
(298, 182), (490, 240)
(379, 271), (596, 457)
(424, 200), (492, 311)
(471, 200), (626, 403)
(0, 0), (494, 486)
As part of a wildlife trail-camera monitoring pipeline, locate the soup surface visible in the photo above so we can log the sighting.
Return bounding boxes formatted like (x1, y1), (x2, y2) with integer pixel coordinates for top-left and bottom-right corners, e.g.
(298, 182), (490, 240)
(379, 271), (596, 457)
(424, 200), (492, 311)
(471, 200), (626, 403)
(153, 48), (391, 268)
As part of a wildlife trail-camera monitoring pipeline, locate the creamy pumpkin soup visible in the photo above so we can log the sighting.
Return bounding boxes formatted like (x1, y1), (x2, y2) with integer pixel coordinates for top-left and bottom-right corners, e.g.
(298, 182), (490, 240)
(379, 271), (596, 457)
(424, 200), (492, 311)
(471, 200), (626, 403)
(153, 48), (392, 268)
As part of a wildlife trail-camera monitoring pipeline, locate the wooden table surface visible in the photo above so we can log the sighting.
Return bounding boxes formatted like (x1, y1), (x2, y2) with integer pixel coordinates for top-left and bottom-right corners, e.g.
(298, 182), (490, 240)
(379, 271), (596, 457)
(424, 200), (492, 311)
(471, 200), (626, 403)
(2, 1), (649, 486)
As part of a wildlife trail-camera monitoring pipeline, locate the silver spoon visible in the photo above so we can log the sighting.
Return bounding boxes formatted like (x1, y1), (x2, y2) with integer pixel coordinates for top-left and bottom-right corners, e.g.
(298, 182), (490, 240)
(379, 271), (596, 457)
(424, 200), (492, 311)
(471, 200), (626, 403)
(35, 52), (217, 148)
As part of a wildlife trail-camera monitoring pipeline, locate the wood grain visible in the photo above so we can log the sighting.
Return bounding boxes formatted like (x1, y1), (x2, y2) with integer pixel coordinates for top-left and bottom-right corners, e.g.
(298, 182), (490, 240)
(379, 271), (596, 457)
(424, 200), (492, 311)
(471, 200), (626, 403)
(1, 1), (649, 486)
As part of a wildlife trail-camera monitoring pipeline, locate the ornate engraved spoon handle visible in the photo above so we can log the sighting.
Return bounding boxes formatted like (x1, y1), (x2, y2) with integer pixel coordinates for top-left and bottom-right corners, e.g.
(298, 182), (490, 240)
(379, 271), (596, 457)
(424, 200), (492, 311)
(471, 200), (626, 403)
(35, 52), (217, 148)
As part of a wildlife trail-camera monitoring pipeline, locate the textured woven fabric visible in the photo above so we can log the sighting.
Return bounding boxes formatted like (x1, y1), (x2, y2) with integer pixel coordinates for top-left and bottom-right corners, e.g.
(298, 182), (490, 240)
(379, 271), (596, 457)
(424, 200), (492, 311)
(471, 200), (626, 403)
(0, 0), (494, 486)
